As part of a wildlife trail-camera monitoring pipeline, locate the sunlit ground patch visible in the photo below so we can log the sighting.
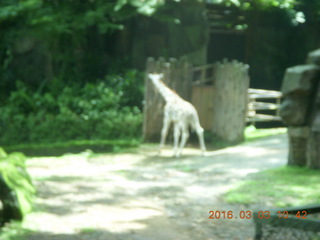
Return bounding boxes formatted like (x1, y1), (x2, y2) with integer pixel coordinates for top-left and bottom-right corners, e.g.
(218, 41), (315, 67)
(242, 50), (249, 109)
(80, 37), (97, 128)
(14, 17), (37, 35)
(225, 166), (320, 207)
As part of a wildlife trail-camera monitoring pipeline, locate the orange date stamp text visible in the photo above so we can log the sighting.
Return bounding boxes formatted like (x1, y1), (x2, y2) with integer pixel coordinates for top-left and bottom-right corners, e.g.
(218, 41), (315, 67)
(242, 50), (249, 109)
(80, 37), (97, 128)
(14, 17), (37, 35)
(208, 210), (308, 220)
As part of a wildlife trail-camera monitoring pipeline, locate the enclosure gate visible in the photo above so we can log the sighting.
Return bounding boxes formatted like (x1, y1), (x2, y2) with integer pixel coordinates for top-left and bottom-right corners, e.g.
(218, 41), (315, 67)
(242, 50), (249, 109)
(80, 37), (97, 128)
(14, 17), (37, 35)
(247, 88), (283, 124)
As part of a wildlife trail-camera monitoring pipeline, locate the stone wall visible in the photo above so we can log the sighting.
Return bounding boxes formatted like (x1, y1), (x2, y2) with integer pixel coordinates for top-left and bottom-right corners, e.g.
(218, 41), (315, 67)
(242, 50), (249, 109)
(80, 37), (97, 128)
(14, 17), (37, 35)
(280, 49), (320, 169)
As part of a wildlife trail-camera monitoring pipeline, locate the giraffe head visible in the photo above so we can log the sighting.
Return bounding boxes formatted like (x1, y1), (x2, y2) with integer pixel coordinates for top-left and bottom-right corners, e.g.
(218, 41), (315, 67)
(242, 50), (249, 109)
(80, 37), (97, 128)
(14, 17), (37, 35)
(148, 73), (163, 83)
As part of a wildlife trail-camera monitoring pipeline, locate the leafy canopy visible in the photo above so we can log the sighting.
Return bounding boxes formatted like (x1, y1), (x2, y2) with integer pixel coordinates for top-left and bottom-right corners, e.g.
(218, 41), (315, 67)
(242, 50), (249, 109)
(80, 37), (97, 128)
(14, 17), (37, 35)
(0, 0), (165, 34)
(206, 0), (296, 9)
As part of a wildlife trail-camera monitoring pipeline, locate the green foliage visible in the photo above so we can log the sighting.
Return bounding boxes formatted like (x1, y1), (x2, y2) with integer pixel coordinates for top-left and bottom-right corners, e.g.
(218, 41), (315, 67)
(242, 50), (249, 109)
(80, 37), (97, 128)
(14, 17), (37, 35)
(0, 0), (161, 30)
(106, 69), (145, 108)
(0, 71), (143, 146)
(206, 0), (296, 9)
(224, 166), (320, 207)
(0, 0), (162, 98)
(0, 0), (316, 100)
(0, 148), (36, 218)
(0, 221), (33, 240)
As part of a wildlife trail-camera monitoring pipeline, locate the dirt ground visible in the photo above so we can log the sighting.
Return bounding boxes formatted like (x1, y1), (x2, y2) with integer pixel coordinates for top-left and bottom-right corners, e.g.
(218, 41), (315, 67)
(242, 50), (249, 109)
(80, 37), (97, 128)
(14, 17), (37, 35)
(23, 133), (288, 240)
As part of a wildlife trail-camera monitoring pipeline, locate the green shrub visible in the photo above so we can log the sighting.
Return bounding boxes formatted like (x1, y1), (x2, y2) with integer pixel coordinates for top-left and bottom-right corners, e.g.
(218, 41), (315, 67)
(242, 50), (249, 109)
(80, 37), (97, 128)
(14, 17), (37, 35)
(0, 147), (35, 224)
(0, 71), (143, 146)
(106, 70), (144, 109)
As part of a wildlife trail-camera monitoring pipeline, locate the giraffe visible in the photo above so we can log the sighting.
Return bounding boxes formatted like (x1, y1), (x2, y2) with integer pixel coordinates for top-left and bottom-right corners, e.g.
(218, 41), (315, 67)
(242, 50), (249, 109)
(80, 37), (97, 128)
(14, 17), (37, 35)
(148, 73), (206, 157)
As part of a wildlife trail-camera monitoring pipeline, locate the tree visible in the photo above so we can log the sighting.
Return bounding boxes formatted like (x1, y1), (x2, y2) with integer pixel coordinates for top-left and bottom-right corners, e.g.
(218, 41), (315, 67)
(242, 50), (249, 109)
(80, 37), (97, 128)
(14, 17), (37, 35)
(0, 0), (164, 97)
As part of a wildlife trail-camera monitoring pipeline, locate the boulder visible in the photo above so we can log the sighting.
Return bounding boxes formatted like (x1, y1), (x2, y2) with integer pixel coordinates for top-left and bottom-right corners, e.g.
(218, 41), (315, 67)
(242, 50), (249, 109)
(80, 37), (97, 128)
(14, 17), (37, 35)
(306, 48), (320, 65)
(280, 65), (320, 125)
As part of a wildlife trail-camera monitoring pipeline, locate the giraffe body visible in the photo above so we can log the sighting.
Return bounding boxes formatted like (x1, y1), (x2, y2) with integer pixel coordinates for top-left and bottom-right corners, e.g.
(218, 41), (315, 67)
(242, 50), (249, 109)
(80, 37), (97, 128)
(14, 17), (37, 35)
(148, 73), (206, 157)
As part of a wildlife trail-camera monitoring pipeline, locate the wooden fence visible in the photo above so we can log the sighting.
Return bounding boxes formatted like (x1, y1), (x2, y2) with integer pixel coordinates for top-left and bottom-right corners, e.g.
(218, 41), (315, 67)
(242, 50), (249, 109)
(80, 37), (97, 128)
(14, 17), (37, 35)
(191, 63), (215, 130)
(246, 88), (283, 124)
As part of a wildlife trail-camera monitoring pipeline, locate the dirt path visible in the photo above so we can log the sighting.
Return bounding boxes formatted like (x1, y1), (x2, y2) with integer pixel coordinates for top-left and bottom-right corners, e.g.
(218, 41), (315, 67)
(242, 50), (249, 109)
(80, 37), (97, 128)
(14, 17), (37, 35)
(24, 133), (288, 240)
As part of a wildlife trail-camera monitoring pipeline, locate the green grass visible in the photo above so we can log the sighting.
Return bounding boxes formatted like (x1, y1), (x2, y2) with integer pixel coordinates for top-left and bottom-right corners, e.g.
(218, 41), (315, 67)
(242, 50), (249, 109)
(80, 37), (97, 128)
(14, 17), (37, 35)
(225, 166), (320, 207)
(78, 227), (98, 233)
(203, 126), (287, 149)
(244, 125), (287, 141)
(0, 222), (33, 240)
(3, 139), (141, 156)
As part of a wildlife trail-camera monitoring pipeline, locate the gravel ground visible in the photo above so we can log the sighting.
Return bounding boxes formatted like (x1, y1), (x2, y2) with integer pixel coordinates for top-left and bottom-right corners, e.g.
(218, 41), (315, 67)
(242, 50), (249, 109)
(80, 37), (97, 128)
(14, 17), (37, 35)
(24, 133), (288, 240)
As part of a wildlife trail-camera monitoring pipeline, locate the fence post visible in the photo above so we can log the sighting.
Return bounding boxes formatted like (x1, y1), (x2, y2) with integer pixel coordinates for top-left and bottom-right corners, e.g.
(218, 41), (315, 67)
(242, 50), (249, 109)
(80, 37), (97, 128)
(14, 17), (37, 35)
(212, 59), (250, 143)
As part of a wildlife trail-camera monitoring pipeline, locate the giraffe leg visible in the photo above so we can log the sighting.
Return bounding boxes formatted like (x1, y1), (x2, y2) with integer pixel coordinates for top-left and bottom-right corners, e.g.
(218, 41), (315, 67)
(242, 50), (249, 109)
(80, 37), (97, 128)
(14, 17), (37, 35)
(159, 117), (170, 153)
(173, 123), (181, 156)
(196, 126), (206, 155)
(176, 126), (189, 157)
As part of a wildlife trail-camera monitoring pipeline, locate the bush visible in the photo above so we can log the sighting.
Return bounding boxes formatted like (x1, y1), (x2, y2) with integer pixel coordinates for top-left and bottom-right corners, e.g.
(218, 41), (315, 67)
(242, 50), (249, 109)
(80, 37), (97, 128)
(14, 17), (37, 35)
(0, 71), (144, 146)
(0, 148), (35, 225)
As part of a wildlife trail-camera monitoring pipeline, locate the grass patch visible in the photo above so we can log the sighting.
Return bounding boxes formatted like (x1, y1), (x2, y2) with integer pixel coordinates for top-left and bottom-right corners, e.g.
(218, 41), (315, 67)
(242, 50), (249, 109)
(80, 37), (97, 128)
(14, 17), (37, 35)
(3, 139), (141, 157)
(244, 125), (287, 141)
(78, 227), (98, 233)
(225, 166), (320, 207)
(0, 222), (33, 240)
(204, 126), (286, 149)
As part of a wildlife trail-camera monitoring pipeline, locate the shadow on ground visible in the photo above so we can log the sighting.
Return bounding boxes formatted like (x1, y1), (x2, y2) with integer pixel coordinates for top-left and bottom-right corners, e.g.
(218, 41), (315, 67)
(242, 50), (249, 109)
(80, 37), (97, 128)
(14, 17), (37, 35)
(23, 134), (288, 240)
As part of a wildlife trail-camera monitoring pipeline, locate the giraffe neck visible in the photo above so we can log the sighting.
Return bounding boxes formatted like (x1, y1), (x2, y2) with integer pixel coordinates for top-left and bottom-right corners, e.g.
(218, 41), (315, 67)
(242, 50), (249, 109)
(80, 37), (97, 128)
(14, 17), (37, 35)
(151, 79), (180, 102)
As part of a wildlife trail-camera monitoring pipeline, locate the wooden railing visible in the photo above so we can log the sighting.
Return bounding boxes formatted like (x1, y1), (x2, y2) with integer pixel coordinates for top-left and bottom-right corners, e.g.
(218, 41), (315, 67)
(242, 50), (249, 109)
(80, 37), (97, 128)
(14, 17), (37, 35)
(192, 62), (283, 126)
(247, 88), (283, 124)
